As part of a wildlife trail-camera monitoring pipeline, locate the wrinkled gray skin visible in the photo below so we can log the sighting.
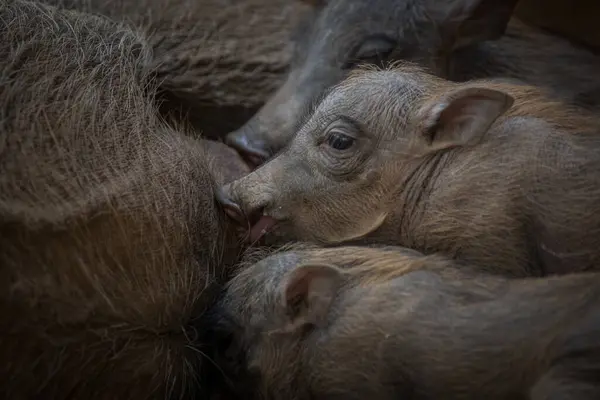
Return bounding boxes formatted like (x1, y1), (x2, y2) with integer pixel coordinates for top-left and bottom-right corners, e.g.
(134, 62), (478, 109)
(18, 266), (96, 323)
(214, 245), (600, 400)
(219, 65), (600, 277)
(226, 0), (600, 163)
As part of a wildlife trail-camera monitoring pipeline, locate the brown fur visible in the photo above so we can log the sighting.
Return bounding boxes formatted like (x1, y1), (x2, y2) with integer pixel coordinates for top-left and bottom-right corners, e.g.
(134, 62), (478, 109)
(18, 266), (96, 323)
(205, 139), (252, 186)
(41, 0), (302, 138)
(357, 62), (600, 135)
(0, 1), (245, 397)
(213, 244), (600, 399)
(220, 63), (600, 277)
(225, 0), (600, 162)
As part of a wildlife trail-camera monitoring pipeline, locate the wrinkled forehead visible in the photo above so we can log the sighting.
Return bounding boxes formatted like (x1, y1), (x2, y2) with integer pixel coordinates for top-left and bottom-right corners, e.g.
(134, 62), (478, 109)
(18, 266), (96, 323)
(318, 70), (427, 130)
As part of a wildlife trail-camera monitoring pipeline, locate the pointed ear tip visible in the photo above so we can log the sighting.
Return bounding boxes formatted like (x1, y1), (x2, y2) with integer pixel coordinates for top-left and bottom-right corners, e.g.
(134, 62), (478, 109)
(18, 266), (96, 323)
(503, 94), (515, 111)
(456, 86), (514, 109)
(282, 263), (342, 298)
(485, 88), (514, 111)
(292, 263), (343, 282)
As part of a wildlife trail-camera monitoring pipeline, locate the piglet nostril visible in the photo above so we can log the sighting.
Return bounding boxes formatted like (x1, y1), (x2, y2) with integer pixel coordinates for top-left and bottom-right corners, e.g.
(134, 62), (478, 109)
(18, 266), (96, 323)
(215, 186), (245, 225)
(225, 128), (271, 168)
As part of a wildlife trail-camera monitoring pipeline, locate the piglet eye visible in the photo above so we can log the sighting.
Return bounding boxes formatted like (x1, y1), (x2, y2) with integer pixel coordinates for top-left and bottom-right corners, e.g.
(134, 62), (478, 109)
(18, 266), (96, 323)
(326, 131), (355, 150)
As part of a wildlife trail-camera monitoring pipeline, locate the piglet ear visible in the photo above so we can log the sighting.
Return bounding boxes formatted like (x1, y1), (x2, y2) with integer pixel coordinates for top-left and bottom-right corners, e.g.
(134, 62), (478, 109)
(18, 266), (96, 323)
(280, 263), (343, 329)
(297, 0), (327, 7)
(432, 0), (519, 50)
(414, 86), (513, 153)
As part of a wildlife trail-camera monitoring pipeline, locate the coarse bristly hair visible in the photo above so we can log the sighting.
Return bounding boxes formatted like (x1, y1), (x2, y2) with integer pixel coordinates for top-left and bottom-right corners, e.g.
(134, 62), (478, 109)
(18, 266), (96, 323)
(350, 61), (600, 135)
(41, 0), (300, 138)
(0, 1), (242, 398)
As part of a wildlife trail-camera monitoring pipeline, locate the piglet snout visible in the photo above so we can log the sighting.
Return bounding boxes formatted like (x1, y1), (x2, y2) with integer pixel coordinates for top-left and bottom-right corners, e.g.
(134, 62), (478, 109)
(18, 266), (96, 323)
(226, 127), (270, 168)
(215, 186), (246, 225)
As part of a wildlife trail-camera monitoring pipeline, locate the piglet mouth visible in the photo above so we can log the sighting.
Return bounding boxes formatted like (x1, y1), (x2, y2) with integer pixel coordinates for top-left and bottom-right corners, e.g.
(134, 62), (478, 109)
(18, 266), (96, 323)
(215, 187), (280, 244)
(248, 215), (278, 244)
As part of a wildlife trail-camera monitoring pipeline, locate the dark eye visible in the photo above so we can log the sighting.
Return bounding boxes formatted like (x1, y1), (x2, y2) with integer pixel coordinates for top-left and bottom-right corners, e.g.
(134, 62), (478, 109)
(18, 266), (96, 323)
(326, 131), (355, 150)
(351, 35), (397, 66)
